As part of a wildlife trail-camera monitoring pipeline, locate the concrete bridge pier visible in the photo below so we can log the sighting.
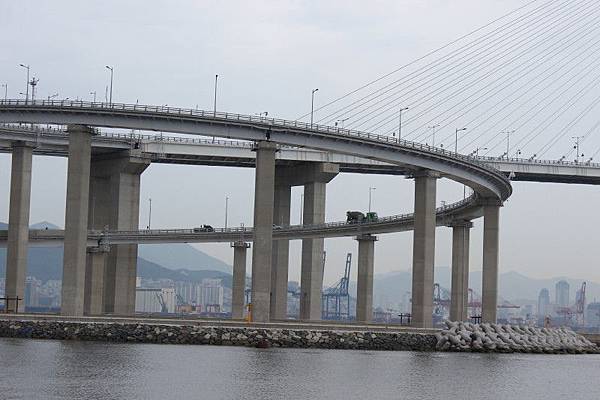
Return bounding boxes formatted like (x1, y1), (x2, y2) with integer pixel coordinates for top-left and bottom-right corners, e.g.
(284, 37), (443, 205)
(482, 201), (501, 323)
(270, 172), (291, 320)
(231, 241), (250, 319)
(61, 125), (95, 316)
(450, 220), (472, 321)
(251, 141), (277, 322)
(5, 141), (34, 313)
(87, 151), (150, 315)
(411, 171), (438, 329)
(299, 163), (338, 321)
(355, 234), (377, 323)
(84, 246), (108, 315)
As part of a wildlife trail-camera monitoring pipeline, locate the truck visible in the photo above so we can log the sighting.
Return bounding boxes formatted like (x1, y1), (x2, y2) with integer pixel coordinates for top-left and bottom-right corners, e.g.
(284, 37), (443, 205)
(346, 211), (378, 224)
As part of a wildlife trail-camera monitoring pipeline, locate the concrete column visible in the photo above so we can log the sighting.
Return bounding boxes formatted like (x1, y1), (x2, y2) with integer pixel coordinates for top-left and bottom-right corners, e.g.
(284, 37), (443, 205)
(298, 163), (338, 321)
(411, 171), (438, 329)
(5, 142), (33, 313)
(84, 247), (108, 316)
(270, 178), (291, 320)
(482, 202), (501, 323)
(449, 220), (472, 321)
(299, 181), (327, 320)
(61, 125), (94, 316)
(231, 241), (250, 319)
(88, 151), (150, 315)
(356, 234), (377, 323)
(251, 141), (277, 322)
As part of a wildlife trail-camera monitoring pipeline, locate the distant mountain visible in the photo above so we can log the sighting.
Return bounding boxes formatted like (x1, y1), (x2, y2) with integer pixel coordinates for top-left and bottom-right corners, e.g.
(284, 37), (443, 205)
(138, 244), (231, 273)
(0, 245), (232, 288)
(364, 267), (600, 308)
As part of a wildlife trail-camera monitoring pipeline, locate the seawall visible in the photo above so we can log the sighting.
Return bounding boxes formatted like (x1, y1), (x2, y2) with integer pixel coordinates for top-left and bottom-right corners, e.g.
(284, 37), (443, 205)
(0, 318), (437, 351)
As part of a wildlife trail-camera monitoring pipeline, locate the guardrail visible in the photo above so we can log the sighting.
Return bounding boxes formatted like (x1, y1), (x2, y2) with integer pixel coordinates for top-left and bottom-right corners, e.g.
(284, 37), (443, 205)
(0, 99), (509, 182)
(2, 118), (598, 170)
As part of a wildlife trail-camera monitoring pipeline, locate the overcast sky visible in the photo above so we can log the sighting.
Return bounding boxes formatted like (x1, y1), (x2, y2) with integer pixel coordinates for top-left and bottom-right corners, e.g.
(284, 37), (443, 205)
(1, 0), (598, 287)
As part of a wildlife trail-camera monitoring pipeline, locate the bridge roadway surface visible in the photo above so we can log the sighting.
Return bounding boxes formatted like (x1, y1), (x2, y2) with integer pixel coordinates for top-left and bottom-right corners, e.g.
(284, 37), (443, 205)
(0, 313), (439, 334)
(0, 99), (512, 245)
(3, 122), (600, 184)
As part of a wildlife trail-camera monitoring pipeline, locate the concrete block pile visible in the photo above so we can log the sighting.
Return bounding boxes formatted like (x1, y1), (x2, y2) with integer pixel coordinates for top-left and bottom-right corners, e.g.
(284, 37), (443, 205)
(435, 320), (599, 354)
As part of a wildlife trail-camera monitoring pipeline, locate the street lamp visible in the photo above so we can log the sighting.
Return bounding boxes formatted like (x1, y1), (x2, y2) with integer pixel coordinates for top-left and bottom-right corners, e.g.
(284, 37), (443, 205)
(368, 186), (376, 212)
(213, 74), (219, 117)
(47, 93), (58, 101)
(428, 124), (440, 146)
(310, 88), (319, 127)
(225, 196), (229, 228)
(455, 127), (467, 154)
(572, 136), (584, 163)
(397, 107), (409, 139)
(1, 84), (6, 101)
(90, 91), (97, 102)
(335, 118), (349, 129)
(473, 147), (488, 157)
(19, 64), (30, 104)
(501, 130), (516, 159)
(105, 65), (114, 105)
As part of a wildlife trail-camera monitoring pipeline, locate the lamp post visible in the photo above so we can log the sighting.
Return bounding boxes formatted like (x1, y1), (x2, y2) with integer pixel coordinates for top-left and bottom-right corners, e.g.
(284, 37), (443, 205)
(474, 147), (488, 157)
(398, 107), (409, 139)
(47, 93), (58, 101)
(1, 84), (6, 101)
(19, 64), (30, 104)
(572, 136), (584, 163)
(455, 127), (467, 154)
(310, 88), (319, 127)
(501, 130), (515, 159)
(147, 198), (152, 230)
(368, 186), (376, 213)
(428, 124), (440, 146)
(105, 65), (114, 105)
(335, 118), (349, 129)
(90, 91), (97, 102)
(225, 196), (229, 228)
(213, 74), (219, 117)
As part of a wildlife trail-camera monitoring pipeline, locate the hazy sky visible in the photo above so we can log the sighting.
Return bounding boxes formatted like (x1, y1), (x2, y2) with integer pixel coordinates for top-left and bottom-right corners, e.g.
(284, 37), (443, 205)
(1, 0), (598, 287)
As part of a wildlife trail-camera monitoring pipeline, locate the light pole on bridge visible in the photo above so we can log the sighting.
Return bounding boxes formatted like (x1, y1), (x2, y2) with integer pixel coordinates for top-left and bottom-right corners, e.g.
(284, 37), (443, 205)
(105, 65), (114, 105)
(501, 130), (516, 160)
(368, 186), (376, 213)
(213, 74), (219, 117)
(310, 88), (319, 127)
(19, 64), (30, 104)
(455, 127), (467, 154)
(225, 196), (229, 229)
(1, 83), (7, 101)
(398, 107), (409, 140)
(90, 91), (97, 102)
(428, 124), (440, 147)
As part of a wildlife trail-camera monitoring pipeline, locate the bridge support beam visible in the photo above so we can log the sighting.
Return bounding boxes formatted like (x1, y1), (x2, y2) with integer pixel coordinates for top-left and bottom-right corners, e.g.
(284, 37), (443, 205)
(84, 247), (108, 316)
(5, 142), (33, 313)
(270, 175), (291, 320)
(61, 125), (94, 316)
(482, 202), (501, 323)
(356, 234), (377, 323)
(88, 150), (150, 315)
(450, 220), (472, 321)
(231, 241), (250, 319)
(251, 141), (277, 322)
(411, 171), (438, 328)
(299, 163), (339, 321)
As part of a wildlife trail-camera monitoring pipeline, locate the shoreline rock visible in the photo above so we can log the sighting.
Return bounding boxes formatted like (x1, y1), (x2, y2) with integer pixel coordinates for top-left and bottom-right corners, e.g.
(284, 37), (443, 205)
(0, 319), (436, 351)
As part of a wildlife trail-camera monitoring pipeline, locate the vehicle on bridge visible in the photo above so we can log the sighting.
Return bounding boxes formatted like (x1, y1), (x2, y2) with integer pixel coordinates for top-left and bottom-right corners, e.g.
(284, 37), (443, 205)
(346, 211), (379, 223)
(193, 225), (214, 233)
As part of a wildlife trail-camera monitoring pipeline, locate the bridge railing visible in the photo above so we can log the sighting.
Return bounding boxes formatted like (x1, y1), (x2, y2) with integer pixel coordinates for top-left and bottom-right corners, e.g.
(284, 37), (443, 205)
(0, 99), (507, 178)
(104, 193), (477, 239)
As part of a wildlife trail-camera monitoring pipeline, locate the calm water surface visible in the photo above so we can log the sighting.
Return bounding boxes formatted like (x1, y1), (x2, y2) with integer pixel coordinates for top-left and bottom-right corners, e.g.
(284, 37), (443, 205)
(0, 337), (598, 400)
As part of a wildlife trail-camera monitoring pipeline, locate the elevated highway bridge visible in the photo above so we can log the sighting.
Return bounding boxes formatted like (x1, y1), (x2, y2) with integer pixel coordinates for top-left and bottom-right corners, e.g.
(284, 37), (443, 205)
(0, 100), (587, 329)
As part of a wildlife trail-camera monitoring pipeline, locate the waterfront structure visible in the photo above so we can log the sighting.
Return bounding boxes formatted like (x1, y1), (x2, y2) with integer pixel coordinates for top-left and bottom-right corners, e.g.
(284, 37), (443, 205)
(0, 100), (594, 327)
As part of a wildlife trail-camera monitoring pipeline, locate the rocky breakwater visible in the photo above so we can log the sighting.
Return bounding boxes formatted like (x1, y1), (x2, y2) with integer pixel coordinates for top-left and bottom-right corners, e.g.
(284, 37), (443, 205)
(0, 319), (437, 351)
(436, 320), (599, 354)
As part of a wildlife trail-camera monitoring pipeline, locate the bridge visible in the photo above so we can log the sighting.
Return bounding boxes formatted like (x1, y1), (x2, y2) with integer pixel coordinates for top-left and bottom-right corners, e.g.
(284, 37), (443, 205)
(0, 99), (516, 328)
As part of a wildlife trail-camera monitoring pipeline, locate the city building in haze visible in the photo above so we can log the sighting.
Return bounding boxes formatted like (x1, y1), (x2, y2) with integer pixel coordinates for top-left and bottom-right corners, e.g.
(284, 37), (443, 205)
(538, 288), (550, 319)
(555, 280), (570, 307)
